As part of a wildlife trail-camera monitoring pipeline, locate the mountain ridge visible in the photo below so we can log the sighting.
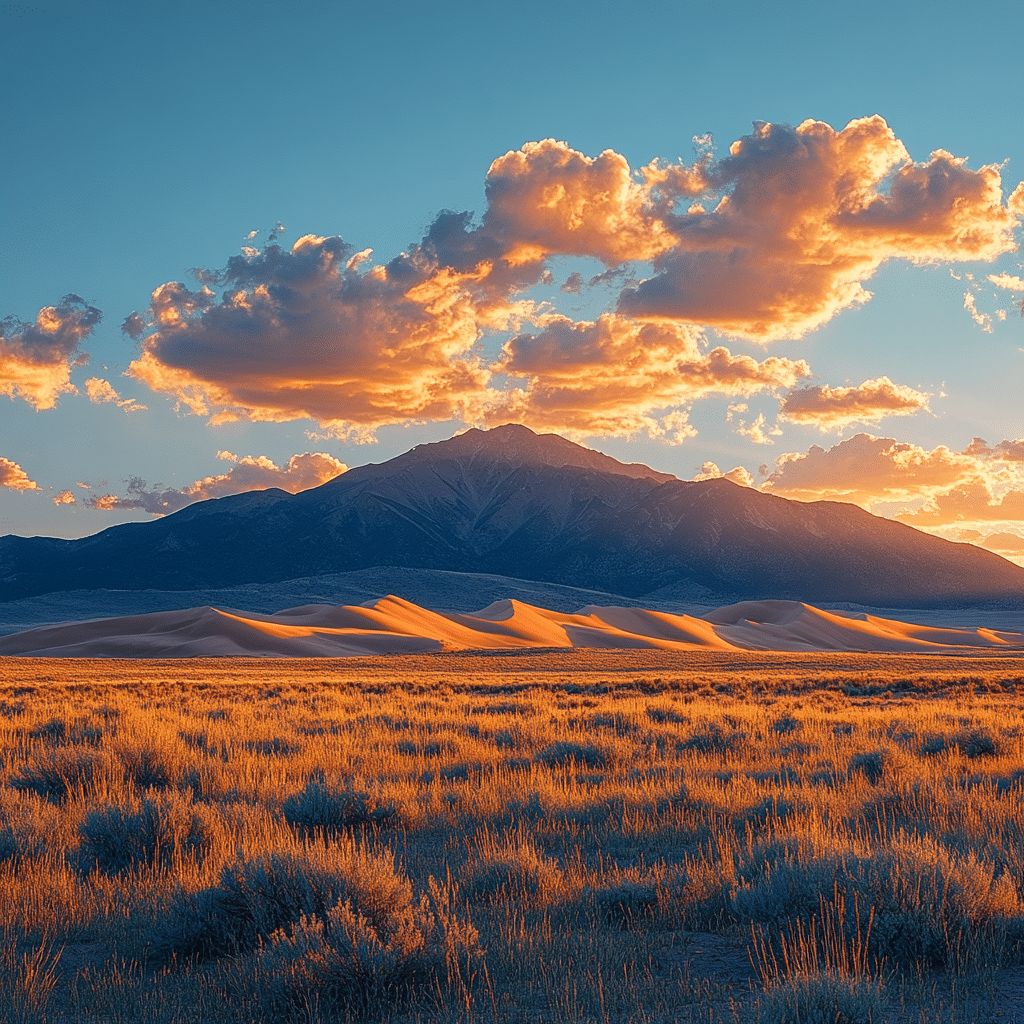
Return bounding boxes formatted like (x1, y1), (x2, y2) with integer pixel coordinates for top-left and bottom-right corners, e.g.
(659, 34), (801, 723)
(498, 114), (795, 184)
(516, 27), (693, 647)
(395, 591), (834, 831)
(2, 425), (1022, 609)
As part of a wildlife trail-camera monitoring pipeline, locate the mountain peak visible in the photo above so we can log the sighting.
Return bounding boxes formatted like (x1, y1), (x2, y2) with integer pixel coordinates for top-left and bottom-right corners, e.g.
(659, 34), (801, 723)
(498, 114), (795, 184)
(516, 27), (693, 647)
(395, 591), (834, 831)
(403, 424), (677, 483)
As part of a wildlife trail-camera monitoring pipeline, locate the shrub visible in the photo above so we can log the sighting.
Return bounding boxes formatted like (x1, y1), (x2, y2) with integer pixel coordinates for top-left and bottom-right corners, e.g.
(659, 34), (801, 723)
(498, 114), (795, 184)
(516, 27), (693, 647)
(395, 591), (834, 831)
(281, 780), (396, 833)
(151, 842), (415, 965)
(753, 974), (885, 1024)
(680, 725), (744, 755)
(594, 877), (661, 928)
(254, 879), (478, 1018)
(955, 729), (999, 758)
(465, 831), (563, 905)
(79, 792), (218, 873)
(10, 747), (118, 801)
(847, 749), (904, 785)
(534, 741), (608, 768)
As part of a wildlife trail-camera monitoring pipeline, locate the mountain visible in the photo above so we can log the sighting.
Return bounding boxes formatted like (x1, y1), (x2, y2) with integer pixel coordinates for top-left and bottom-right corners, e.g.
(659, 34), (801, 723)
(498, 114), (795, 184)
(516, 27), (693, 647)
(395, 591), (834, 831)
(2, 424), (1023, 608)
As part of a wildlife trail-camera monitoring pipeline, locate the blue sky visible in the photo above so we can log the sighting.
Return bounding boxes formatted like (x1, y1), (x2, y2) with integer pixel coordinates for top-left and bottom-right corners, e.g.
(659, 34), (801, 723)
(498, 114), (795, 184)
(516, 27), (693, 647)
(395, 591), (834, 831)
(2, 0), (1022, 563)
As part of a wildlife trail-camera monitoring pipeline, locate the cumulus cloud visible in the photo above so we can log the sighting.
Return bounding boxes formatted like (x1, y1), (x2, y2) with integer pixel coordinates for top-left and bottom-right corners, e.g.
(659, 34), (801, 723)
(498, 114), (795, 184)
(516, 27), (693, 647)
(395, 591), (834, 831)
(988, 273), (1024, 292)
(0, 457), (39, 491)
(894, 484), (1024, 527)
(1, 295), (100, 410)
(1009, 182), (1024, 216)
(693, 461), (755, 487)
(619, 117), (1020, 341)
(84, 377), (147, 413)
(981, 531), (1024, 553)
(761, 433), (987, 505)
(127, 234), (517, 441)
(761, 433), (1024, 538)
(778, 376), (930, 431)
(561, 272), (584, 294)
(488, 313), (809, 439)
(734, 411), (783, 444)
(52, 489), (75, 505)
(124, 118), (1020, 440)
(87, 451), (349, 516)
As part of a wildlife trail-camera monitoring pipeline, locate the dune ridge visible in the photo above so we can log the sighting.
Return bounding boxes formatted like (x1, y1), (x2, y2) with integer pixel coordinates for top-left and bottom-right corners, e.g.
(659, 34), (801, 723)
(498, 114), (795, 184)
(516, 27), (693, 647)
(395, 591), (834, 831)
(0, 596), (1020, 658)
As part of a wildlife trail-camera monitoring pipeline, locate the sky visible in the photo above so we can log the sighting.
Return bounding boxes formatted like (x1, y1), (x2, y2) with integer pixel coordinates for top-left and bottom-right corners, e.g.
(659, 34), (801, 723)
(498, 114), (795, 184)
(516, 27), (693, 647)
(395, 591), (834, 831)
(2, 0), (1023, 567)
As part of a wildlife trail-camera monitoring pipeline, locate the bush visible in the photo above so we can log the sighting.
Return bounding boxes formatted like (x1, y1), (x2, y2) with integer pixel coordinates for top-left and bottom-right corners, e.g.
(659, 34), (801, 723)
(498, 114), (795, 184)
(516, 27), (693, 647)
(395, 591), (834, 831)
(79, 792), (218, 873)
(151, 842), (416, 965)
(281, 780), (396, 833)
(254, 879), (478, 1018)
(10, 748), (118, 801)
(465, 832), (563, 905)
(534, 741), (608, 768)
(754, 974), (885, 1024)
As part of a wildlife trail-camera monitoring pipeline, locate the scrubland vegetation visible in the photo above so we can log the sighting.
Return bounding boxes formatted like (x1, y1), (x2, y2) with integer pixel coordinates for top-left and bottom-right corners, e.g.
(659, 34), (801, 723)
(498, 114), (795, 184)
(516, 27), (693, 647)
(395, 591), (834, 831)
(0, 651), (1021, 1023)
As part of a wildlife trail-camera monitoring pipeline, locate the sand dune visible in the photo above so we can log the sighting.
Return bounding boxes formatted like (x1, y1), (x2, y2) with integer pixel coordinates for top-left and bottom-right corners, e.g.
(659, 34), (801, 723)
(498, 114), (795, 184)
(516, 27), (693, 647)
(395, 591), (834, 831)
(0, 596), (1019, 658)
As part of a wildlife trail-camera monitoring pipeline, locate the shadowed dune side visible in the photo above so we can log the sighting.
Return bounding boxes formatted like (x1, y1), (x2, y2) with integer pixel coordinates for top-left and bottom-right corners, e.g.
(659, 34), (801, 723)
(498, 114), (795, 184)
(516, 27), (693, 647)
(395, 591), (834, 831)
(0, 596), (1019, 658)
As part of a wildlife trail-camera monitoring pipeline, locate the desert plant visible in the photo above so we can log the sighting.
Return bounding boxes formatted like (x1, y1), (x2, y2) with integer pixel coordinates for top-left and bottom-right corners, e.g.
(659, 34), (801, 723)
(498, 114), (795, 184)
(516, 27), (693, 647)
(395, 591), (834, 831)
(151, 841), (417, 965)
(281, 779), (396, 833)
(79, 791), (218, 872)
(253, 878), (478, 1018)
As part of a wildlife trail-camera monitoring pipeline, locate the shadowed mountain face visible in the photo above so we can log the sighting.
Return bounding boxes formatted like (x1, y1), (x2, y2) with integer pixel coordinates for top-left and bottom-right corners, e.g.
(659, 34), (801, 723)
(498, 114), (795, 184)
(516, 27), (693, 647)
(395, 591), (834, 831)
(2, 424), (1023, 608)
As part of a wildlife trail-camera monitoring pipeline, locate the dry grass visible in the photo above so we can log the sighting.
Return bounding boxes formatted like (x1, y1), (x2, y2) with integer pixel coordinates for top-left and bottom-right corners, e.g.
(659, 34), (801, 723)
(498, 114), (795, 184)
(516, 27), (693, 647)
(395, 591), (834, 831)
(0, 651), (1021, 1022)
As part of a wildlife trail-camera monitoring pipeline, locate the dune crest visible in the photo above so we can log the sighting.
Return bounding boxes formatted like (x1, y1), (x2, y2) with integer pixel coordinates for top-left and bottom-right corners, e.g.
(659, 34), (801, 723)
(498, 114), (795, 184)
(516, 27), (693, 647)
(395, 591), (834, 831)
(0, 597), (1019, 658)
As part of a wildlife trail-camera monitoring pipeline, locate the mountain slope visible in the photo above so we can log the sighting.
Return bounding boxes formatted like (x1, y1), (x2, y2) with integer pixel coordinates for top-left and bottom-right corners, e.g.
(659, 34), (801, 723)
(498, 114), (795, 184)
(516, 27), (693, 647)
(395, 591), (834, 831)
(2, 424), (1022, 608)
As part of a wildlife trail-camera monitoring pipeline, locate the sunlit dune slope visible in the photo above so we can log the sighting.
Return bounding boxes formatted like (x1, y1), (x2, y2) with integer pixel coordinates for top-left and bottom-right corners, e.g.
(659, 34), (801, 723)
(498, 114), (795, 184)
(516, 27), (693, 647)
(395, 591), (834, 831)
(0, 596), (1019, 658)
(704, 601), (1022, 652)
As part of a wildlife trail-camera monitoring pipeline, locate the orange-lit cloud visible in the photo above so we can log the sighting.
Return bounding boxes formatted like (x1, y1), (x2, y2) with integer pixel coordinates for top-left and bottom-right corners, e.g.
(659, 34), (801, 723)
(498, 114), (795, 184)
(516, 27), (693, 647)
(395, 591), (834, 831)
(127, 235), (512, 440)
(88, 451), (348, 515)
(761, 433), (1024, 545)
(1009, 182), (1024, 216)
(1, 295), (100, 410)
(52, 489), (75, 505)
(761, 433), (985, 505)
(488, 313), (809, 439)
(619, 118), (1020, 341)
(895, 484), (1024, 527)
(84, 377), (147, 413)
(693, 461), (754, 487)
(779, 376), (930, 431)
(988, 273), (1024, 292)
(125, 120), (1020, 439)
(0, 457), (39, 491)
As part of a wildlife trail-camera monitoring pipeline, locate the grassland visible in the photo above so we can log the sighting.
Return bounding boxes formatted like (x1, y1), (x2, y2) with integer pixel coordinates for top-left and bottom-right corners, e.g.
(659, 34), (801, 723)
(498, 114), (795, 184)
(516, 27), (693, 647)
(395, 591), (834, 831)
(0, 651), (1021, 1023)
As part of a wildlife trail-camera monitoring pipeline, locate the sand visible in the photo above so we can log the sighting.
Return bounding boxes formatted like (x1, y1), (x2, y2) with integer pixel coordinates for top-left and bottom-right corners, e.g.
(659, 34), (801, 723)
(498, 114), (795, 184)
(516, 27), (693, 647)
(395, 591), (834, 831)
(0, 596), (1020, 658)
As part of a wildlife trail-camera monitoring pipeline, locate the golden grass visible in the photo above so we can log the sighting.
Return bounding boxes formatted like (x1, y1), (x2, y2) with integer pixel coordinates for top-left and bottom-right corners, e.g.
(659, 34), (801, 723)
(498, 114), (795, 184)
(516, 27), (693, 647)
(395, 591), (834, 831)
(0, 652), (1021, 1022)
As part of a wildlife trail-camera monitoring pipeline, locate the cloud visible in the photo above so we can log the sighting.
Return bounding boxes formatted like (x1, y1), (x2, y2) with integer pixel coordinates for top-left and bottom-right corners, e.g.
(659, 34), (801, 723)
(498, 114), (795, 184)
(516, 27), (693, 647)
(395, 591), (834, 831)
(894, 483), (1024, 527)
(0, 457), (39, 491)
(125, 119), (1020, 440)
(87, 451), (348, 515)
(561, 272), (584, 295)
(693, 461), (754, 487)
(981, 531), (1024, 553)
(778, 376), (930, 431)
(488, 313), (809, 439)
(127, 234), (515, 441)
(988, 273), (1024, 292)
(734, 411), (783, 444)
(1009, 182), (1024, 216)
(619, 117), (1020, 341)
(963, 292), (993, 333)
(761, 432), (1024, 534)
(52, 489), (75, 505)
(1, 295), (100, 410)
(761, 433), (984, 505)
(84, 377), (147, 413)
